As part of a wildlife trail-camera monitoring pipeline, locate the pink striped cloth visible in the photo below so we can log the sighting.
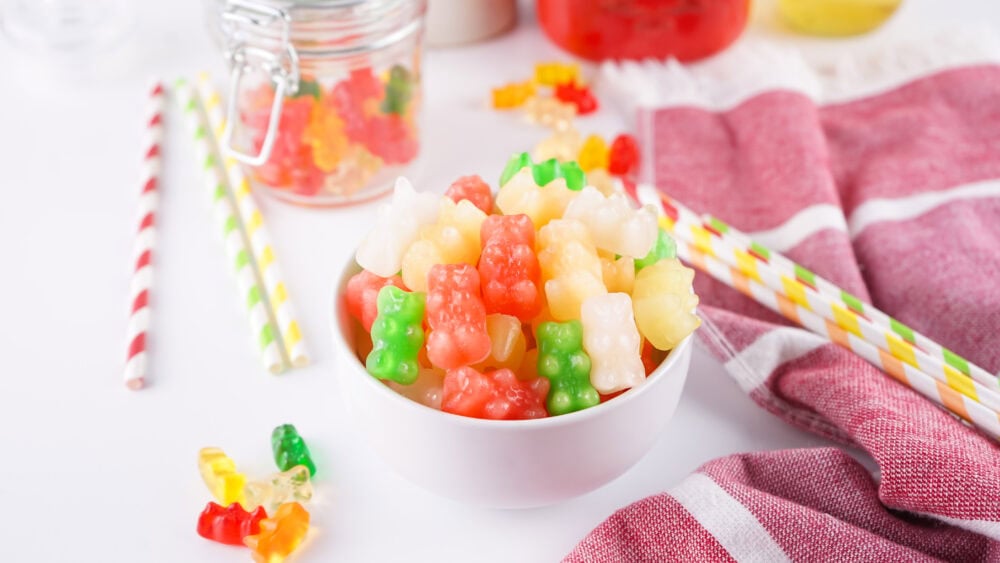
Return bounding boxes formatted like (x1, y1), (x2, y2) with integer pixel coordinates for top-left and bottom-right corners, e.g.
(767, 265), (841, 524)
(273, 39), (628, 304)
(569, 37), (1000, 560)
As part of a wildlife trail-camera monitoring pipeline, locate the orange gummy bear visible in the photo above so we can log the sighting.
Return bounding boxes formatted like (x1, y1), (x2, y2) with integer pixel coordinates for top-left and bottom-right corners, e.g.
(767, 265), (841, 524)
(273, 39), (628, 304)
(303, 103), (349, 173)
(243, 502), (310, 563)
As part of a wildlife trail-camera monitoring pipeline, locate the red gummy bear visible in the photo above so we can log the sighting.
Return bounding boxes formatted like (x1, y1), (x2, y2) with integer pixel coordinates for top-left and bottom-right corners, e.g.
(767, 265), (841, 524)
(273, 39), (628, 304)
(347, 67), (383, 101)
(608, 133), (640, 176)
(197, 502), (267, 546)
(444, 175), (493, 215)
(330, 82), (372, 145)
(554, 81), (598, 115)
(442, 366), (550, 420)
(346, 270), (407, 332)
(368, 114), (418, 165)
(425, 263), (491, 370)
(478, 214), (543, 322)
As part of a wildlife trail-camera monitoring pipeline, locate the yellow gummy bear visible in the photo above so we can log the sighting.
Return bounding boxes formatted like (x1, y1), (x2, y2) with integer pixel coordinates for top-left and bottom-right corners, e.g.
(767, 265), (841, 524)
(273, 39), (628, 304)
(492, 80), (536, 109)
(495, 168), (580, 229)
(198, 447), (246, 506)
(303, 103), (349, 173)
(534, 61), (580, 86)
(401, 198), (487, 292)
(602, 255), (635, 294)
(537, 219), (607, 321)
(475, 314), (527, 372)
(577, 134), (610, 172)
(533, 127), (582, 162)
(632, 259), (701, 351)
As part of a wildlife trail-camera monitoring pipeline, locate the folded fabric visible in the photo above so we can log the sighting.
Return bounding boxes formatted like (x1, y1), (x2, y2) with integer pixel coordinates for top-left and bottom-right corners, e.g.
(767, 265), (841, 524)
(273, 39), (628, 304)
(571, 33), (1000, 560)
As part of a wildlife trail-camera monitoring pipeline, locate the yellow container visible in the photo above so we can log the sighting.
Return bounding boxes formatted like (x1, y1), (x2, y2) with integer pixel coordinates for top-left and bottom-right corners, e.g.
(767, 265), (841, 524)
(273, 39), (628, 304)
(778, 0), (902, 36)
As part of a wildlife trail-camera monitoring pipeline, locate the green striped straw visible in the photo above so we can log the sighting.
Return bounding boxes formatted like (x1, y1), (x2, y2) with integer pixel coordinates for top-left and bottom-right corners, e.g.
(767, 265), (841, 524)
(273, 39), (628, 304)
(175, 79), (290, 374)
(702, 213), (997, 391)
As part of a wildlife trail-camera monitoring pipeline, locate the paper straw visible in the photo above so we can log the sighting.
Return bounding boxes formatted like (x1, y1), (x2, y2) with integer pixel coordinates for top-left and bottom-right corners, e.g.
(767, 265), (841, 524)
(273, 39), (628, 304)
(630, 184), (1000, 440)
(702, 213), (999, 390)
(175, 79), (289, 374)
(651, 193), (1000, 415)
(123, 80), (165, 390)
(195, 73), (309, 368)
(676, 230), (1000, 440)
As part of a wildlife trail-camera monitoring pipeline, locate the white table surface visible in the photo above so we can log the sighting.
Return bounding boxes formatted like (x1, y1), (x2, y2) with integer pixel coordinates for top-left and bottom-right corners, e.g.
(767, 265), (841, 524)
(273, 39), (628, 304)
(2, 1), (997, 562)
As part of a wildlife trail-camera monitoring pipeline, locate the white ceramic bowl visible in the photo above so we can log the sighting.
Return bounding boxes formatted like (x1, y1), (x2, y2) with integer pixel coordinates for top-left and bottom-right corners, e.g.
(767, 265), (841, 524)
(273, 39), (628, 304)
(331, 260), (692, 508)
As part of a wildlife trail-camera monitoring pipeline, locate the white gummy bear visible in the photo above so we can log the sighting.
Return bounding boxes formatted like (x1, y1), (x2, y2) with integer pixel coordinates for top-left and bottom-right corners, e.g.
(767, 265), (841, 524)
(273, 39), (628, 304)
(563, 186), (658, 259)
(581, 292), (646, 395)
(355, 177), (441, 278)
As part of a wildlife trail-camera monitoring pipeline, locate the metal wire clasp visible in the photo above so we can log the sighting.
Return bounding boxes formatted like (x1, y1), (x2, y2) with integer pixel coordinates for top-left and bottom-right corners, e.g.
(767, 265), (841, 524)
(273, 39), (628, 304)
(220, 0), (300, 166)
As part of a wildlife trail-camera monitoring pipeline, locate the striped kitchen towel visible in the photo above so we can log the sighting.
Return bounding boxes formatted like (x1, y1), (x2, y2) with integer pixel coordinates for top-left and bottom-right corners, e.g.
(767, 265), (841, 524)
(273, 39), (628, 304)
(571, 32), (1000, 560)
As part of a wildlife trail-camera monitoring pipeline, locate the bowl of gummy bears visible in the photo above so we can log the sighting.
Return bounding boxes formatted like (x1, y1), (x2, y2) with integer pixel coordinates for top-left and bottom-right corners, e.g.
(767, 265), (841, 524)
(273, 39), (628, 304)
(332, 154), (701, 508)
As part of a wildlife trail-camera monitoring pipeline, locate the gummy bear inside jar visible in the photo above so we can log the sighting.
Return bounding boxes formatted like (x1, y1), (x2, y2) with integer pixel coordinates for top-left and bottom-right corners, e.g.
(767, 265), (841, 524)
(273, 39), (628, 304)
(234, 64), (422, 206)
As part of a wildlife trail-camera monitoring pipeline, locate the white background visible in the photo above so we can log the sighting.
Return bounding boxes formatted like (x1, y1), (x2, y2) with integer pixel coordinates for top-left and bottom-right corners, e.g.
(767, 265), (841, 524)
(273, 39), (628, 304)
(1, 1), (998, 562)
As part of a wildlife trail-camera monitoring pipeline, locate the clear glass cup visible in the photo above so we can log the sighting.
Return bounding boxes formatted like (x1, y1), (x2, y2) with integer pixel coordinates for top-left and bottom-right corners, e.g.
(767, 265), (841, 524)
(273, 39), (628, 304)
(206, 0), (427, 206)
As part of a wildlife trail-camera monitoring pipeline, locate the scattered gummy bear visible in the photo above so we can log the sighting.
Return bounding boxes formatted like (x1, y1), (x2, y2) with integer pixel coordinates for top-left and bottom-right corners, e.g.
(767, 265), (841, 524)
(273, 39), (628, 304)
(424, 263), (492, 370)
(271, 424), (316, 476)
(367, 285), (426, 384)
(244, 502), (310, 563)
(492, 80), (536, 109)
(198, 447), (246, 507)
(534, 61), (580, 86)
(197, 502), (267, 546)
(523, 96), (576, 129)
(554, 81), (598, 114)
(244, 465), (313, 514)
(536, 320), (599, 415)
(608, 133), (640, 176)
(576, 134), (609, 172)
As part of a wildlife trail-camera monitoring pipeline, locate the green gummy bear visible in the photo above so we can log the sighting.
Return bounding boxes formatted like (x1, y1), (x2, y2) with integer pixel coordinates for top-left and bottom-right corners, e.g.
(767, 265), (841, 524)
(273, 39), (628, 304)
(294, 78), (321, 100)
(366, 285), (425, 385)
(635, 229), (676, 271)
(499, 152), (585, 191)
(271, 424), (316, 476)
(536, 320), (599, 416)
(380, 65), (413, 115)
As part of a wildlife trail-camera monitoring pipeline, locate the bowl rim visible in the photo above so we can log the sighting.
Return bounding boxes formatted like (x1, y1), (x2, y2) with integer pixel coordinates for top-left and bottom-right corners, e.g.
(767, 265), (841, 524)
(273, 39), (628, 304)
(330, 256), (694, 431)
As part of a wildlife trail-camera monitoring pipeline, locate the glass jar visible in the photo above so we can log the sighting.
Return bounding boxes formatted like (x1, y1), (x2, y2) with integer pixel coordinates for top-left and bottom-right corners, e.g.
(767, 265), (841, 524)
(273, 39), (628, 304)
(536, 0), (749, 62)
(206, 0), (427, 206)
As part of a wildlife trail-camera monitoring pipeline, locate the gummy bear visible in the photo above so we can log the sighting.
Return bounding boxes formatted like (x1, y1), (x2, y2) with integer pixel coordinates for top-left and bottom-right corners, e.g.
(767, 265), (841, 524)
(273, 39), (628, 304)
(425, 263), (491, 370)
(401, 197), (487, 292)
(564, 186), (658, 259)
(444, 174), (493, 214)
(577, 134), (609, 172)
(523, 95), (576, 130)
(442, 366), (549, 420)
(554, 81), (598, 115)
(330, 81), (371, 145)
(356, 177), (440, 277)
(367, 114), (418, 164)
(608, 133), (640, 176)
(632, 259), (701, 350)
(601, 254), (635, 294)
(198, 447), (246, 506)
(491, 80), (536, 109)
(303, 101), (348, 173)
(495, 167), (579, 229)
(536, 218), (607, 321)
(381, 65), (413, 115)
(294, 78), (321, 100)
(345, 269), (407, 332)
(475, 314), (528, 371)
(367, 285), (426, 384)
(197, 502), (267, 546)
(499, 152), (585, 192)
(272, 424), (316, 476)
(635, 228), (677, 271)
(534, 61), (580, 86)
(244, 466), (313, 514)
(536, 320), (599, 415)
(533, 127), (582, 163)
(586, 168), (618, 197)
(581, 293), (645, 394)
(387, 368), (445, 409)
(478, 214), (543, 321)
(244, 502), (310, 563)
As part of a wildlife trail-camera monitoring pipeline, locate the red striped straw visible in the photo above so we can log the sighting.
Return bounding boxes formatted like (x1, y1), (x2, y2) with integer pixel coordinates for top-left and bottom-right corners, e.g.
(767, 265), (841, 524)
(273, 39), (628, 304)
(124, 80), (165, 390)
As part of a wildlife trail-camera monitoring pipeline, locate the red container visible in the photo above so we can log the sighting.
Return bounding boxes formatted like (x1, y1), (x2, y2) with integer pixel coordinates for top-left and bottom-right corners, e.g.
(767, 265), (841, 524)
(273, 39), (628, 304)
(537, 0), (750, 62)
